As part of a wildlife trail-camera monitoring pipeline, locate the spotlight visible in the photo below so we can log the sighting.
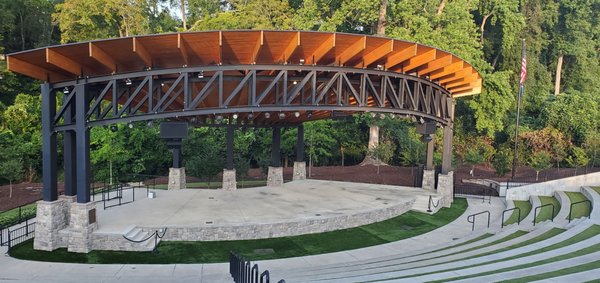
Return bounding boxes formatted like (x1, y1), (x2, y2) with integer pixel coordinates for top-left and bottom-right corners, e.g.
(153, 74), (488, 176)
(232, 113), (239, 119)
(419, 117), (425, 124)
(161, 83), (165, 87)
(63, 87), (70, 94)
(147, 121), (153, 127)
(376, 64), (384, 71)
(247, 113), (254, 119)
(110, 125), (118, 132)
(379, 113), (386, 119)
(215, 115), (223, 121)
(307, 111), (313, 118)
(370, 112), (376, 118)
(279, 112), (286, 119)
(128, 123), (134, 129)
(293, 81), (298, 85)
(294, 111), (300, 118)
(125, 78), (132, 86)
(197, 71), (204, 79)
(264, 112), (271, 119)
(299, 59), (305, 65)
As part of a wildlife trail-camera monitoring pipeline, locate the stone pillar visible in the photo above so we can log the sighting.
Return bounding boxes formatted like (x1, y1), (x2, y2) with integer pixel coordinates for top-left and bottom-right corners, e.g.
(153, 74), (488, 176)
(222, 169), (237, 190)
(168, 167), (186, 190)
(437, 171), (454, 207)
(33, 199), (70, 251)
(422, 169), (435, 190)
(293, 162), (306, 180)
(68, 201), (98, 253)
(267, 166), (284, 187)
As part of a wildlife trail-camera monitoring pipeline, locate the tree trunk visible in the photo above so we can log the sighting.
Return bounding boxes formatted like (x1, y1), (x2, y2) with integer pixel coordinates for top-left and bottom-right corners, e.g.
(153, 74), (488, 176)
(535, 171), (539, 181)
(9, 180), (13, 199)
(181, 0), (187, 30)
(480, 13), (493, 44)
(554, 53), (563, 95)
(377, 0), (387, 36)
(20, 13), (25, 50)
(377, 163), (380, 174)
(436, 0), (447, 16)
(341, 146), (345, 167)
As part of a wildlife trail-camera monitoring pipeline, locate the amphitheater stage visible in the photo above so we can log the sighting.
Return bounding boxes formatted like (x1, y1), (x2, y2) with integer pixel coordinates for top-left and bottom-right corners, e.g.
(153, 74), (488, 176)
(94, 179), (437, 241)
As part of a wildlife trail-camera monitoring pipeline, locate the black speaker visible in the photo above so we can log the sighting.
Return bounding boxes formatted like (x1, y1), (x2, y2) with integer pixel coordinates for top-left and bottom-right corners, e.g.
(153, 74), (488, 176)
(416, 121), (437, 135)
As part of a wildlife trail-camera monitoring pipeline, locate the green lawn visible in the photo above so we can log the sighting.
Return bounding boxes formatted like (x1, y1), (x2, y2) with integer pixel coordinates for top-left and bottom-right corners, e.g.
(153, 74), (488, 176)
(564, 191), (591, 221)
(503, 200), (532, 226)
(535, 196), (560, 223)
(503, 259), (600, 282)
(9, 198), (468, 264)
(153, 180), (274, 190)
(0, 203), (37, 228)
(593, 187), (600, 195)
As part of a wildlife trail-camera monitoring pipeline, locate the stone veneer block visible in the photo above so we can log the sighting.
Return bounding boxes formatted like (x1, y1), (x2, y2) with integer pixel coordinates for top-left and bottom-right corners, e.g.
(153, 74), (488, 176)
(422, 169), (435, 190)
(222, 169), (237, 190)
(267, 166), (284, 187)
(168, 167), (186, 190)
(67, 201), (98, 253)
(437, 171), (454, 208)
(33, 199), (70, 251)
(293, 162), (306, 180)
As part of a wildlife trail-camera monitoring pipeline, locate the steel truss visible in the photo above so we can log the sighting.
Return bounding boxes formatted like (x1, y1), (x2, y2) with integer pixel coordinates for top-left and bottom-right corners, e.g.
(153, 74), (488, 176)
(42, 64), (455, 203)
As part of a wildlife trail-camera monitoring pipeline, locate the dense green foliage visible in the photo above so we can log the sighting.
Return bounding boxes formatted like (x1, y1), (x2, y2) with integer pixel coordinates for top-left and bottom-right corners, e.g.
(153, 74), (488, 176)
(9, 198), (467, 263)
(0, 0), (599, 185)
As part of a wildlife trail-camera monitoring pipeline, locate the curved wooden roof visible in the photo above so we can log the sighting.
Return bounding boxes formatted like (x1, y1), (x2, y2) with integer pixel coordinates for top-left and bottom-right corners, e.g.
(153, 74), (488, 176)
(6, 30), (482, 97)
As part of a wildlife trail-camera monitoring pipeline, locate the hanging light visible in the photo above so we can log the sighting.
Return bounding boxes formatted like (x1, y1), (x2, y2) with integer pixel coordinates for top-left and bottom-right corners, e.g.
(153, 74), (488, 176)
(247, 113), (254, 119)
(215, 115), (223, 121)
(125, 78), (132, 85)
(307, 111), (313, 118)
(376, 65), (384, 70)
(63, 87), (70, 94)
(419, 117), (425, 124)
(278, 112), (286, 119)
(197, 71), (204, 79)
(232, 113), (239, 120)
(299, 59), (305, 65)
(128, 123), (134, 129)
(264, 112), (271, 119)
(294, 111), (300, 118)
(147, 121), (153, 127)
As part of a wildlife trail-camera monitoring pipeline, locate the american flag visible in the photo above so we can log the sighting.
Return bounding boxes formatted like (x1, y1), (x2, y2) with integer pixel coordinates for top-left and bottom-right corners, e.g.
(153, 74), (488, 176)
(519, 42), (527, 85)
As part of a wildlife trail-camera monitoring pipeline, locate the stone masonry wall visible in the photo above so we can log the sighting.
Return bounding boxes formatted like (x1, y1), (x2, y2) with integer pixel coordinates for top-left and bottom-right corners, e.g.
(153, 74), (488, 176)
(293, 162), (306, 180)
(33, 199), (70, 251)
(422, 170), (435, 190)
(222, 169), (237, 190)
(267, 166), (283, 186)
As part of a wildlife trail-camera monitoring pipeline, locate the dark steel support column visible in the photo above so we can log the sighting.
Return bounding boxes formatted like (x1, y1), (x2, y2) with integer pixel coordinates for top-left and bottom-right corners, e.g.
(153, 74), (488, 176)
(226, 125), (235, 170)
(172, 144), (182, 168)
(41, 83), (58, 201)
(63, 98), (76, 196)
(75, 84), (91, 203)
(296, 124), (305, 162)
(426, 136), (434, 170)
(271, 127), (281, 167)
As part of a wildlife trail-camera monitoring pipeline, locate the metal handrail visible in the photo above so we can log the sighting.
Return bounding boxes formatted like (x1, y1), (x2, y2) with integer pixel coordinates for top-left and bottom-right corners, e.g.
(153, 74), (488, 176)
(501, 207), (521, 228)
(568, 200), (592, 223)
(427, 195), (440, 213)
(466, 210), (490, 231)
(533, 203), (555, 226)
(230, 251), (285, 283)
(122, 228), (167, 253)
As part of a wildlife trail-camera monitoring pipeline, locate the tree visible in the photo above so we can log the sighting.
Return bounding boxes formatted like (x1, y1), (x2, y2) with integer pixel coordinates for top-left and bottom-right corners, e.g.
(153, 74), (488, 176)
(368, 140), (394, 174)
(566, 146), (589, 176)
(529, 151), (551, 181)
(0, 158), (24, 198)
(492, 148), (512, 177)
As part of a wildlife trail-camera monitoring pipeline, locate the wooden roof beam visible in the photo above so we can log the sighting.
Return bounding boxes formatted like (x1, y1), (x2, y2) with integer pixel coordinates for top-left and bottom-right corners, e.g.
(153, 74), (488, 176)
(430, 61), (463, 80)
(280, 32), (300, 64)
(337, 36), (366, 66)
(418, 54), (453, 75)
(453, 86), (482, 97)
(7, 56), (52, 81)
(89, 42), (117, 73)
(385, 44), (417, 69)
(308, 34), (335, 65)
(439, 67), (474, 84)
(250, 31), (264, 64)
(449, 81), (482, 93)
(445, 73), (480, 88)
(359, 39), (393, 68)
(133, 38), (152, 67)
(402, 49), (436, 73)
(46, 48), (81, 75)
(178, 33), (191, 67)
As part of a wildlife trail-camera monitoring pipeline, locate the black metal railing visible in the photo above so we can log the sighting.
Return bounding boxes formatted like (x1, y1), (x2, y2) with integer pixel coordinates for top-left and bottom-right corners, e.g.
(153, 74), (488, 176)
(568, 200), (592, 223)
(102, 183), (137, 210)
(467, 210), (490, 231)
(230, 251), (285, 283)
(533, 203), (555, 226)
(501, 207), (521, 228)
(1, 221), (35, 249)
(427, 195), (440, 213)
(122, 228), (167, 254)
(0, 203), (37, 230)
(454, 182), (497, 203)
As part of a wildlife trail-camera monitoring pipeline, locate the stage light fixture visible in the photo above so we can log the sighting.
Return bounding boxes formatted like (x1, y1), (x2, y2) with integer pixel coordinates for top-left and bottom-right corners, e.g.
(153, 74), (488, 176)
(198, 71), (204, 79)
(279, 112), (286, 119)
(247, 113), (254, 119)
(264, 112), (271, 119)
(294, 111), (300, 118)
(299, 59), (305, 65)
(63, 87), (70, 94)
(232, 113), (239, 119)
(128, 123), (134, 129)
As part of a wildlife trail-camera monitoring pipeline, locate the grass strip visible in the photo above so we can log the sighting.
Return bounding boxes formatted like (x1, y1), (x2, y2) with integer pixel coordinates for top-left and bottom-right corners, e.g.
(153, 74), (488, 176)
(0, 203), (37, 228)
(427, 224), (600, 282)
(503, 200), (532, 226)
(593, 187), (600, 195)
(565, 191), (591, 220)
(417, 233), (494, 255)
(8, 198), (467, 264)
(499, 259), (600, 282)
(535, 196), (560, 223)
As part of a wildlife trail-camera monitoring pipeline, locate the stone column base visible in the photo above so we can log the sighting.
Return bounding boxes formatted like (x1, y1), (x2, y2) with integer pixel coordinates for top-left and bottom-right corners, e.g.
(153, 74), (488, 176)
(422, 169), (435, 190)
(68, 201), (98, 253)
(168, 167), (186, 190)
(222, 169), (237, 190)
(33, 199), (70, 251)
(437, 171), (454, 208)
(267, 166), (284, 187)
(293, 162), (306, 180)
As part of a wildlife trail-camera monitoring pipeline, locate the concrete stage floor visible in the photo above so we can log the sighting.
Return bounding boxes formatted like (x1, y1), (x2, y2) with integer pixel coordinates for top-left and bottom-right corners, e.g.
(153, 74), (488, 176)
(95, 179), (436, 239)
